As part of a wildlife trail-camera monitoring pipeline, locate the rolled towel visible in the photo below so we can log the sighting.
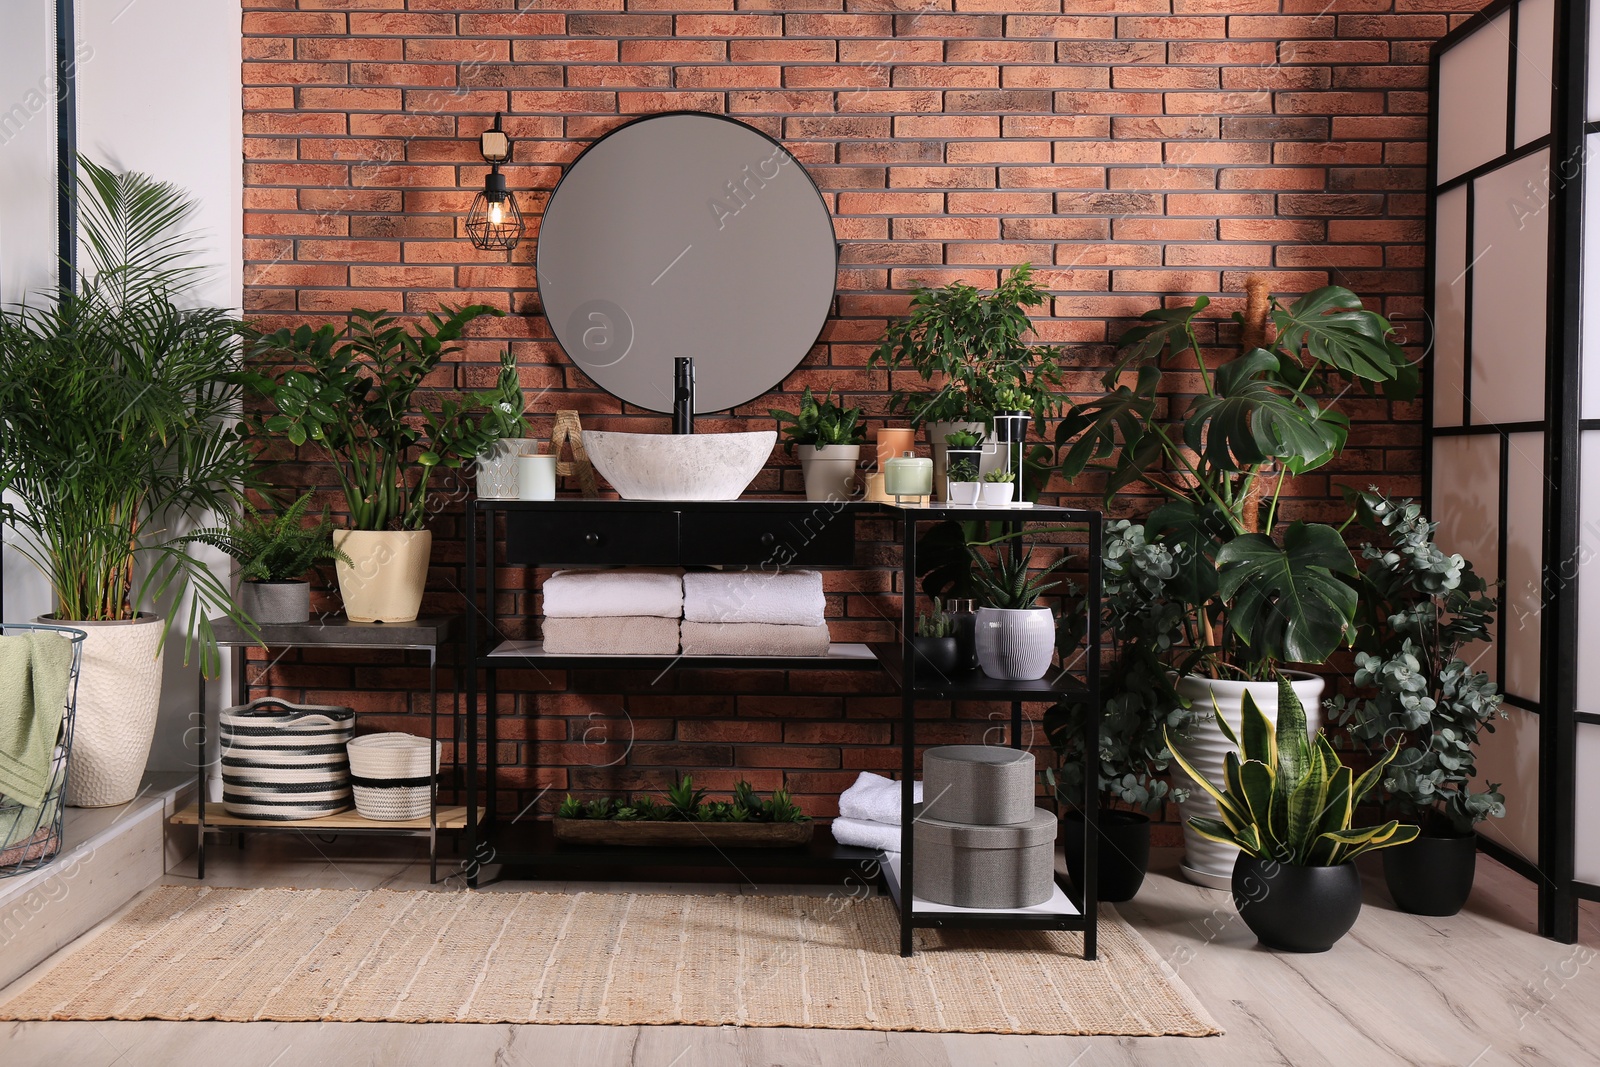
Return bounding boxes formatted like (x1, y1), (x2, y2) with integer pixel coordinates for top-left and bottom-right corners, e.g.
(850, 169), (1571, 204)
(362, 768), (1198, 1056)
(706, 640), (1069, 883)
(683, 569), (825, 627)
(831, 817), (905, 853)
(838, 771), (922, 825)
(680, 621), (830, 657)
(542, 569), (683, 619)
(541, 616), (679, 656)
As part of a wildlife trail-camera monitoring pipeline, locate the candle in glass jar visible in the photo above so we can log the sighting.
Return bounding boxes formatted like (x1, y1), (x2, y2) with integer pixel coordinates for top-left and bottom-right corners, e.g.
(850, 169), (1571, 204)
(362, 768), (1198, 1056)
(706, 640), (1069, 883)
(883, 452), (933, 498)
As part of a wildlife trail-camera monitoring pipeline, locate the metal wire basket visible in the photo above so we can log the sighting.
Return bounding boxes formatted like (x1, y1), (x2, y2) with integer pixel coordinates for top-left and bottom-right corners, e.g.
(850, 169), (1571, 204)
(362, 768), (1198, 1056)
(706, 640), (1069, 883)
(0, 622), (86, 877)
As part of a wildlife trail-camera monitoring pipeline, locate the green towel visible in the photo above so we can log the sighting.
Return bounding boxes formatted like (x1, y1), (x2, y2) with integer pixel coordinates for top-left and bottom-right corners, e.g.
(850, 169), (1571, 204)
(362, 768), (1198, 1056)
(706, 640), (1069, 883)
(0, 631), (74, 810)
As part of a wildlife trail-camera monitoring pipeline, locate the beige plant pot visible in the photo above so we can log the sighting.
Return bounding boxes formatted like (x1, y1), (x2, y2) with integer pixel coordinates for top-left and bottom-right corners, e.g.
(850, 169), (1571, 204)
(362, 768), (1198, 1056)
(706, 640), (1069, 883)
(37, 613), (165, 808)
(334, 530), (432, 623)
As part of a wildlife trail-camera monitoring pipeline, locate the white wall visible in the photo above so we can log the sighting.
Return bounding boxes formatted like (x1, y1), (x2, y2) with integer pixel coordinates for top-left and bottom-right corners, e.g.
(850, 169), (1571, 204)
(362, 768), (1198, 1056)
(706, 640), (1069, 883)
(1, 0), (243, 779)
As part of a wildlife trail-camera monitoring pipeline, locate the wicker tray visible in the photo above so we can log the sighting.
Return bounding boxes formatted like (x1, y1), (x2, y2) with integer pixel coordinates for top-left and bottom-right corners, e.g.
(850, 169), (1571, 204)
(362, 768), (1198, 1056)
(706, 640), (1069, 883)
(552, 819), (814, 848)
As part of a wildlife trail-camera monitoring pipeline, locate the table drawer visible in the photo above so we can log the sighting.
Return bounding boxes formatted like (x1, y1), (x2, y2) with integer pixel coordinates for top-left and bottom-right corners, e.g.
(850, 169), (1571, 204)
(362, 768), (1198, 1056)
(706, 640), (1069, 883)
(679, 508), (855, 567)
(504, 509), (678, 565)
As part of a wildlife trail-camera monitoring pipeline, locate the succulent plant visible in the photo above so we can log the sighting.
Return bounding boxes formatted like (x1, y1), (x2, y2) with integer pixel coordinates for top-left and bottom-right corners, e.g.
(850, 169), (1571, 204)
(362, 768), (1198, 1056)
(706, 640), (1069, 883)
(983, 468), (1016, 483)
(971, 541), (1060, 611)
(916, 597), (953, 638)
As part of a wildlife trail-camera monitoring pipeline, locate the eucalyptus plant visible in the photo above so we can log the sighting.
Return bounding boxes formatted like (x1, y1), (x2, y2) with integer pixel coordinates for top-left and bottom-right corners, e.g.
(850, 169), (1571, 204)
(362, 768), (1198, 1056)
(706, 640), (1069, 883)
(0, 158), (257, 674)
(241, 307), (525, 531)
(868, 263), (1064, 428)
(1057, 285), (1418, 679)
(1331, 491), (1507, 834)
(770, 386), (866, 452)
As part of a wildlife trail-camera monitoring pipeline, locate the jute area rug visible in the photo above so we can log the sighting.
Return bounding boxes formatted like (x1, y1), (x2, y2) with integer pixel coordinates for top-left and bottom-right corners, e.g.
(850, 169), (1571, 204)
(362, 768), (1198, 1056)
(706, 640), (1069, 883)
(1, 885), (1221, 1036)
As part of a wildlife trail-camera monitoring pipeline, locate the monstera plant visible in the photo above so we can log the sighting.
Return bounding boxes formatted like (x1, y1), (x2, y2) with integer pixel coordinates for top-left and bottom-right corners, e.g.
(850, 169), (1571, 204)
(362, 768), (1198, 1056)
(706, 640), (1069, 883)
(1055, 281), (1420, 886)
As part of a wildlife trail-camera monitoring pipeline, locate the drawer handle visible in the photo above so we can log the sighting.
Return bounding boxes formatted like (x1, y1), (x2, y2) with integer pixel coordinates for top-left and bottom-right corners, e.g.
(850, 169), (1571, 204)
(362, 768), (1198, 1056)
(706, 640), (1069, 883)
(759, 532), (776, 547)
(584, 532), (602, 545)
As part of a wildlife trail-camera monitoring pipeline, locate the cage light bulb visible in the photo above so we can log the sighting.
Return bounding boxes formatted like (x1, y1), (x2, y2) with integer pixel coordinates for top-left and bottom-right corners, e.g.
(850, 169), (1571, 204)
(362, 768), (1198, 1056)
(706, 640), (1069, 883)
(489, 200), (502, 226)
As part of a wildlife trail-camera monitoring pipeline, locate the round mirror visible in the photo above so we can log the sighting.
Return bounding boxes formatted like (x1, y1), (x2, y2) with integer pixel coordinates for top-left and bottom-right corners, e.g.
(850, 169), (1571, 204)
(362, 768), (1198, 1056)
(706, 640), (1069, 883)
(536, 112), (838, 414)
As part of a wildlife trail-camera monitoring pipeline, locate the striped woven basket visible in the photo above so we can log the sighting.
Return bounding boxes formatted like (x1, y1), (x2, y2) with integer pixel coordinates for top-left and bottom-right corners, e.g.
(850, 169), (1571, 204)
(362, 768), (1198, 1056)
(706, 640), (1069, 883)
(219, 698), (355, 820)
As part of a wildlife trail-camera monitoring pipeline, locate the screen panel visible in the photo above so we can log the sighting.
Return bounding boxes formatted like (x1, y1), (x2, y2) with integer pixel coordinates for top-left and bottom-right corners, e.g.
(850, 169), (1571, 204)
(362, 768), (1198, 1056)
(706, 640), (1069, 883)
(1432, 434), (1502, 672)
(1579, 431), (1600, 710)
(1577, 724), (1600, 884)
(1514, 0), (1556, 147)
(1433, 184), (1469, 428)
(1475, 704), (1541, 863)
(1585, 133), (1600, 420)
(1503, 432), (1545, 703)
(1471, 150), (1550, 426)
(1437, 11), (1513, 183)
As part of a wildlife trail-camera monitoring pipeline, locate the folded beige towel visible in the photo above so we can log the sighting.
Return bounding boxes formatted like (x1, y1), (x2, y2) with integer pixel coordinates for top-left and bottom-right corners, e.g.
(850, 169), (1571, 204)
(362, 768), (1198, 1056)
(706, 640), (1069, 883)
(680, 621), (831, 657)
(0, 631), (74, 810)
(541, 616), (680, 656)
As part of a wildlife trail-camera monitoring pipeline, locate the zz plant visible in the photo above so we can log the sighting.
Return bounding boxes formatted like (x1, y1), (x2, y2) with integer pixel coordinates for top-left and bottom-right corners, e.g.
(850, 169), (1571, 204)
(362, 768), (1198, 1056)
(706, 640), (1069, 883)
(241, 307), (525, 532)
(1169, 677), (1419, 865)
(1331, 491), (1507, 834)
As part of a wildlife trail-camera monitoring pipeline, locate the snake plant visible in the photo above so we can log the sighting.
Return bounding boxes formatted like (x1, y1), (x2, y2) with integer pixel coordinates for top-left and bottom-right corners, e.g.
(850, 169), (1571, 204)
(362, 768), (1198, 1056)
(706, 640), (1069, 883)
(1166, 676), (1419, 866)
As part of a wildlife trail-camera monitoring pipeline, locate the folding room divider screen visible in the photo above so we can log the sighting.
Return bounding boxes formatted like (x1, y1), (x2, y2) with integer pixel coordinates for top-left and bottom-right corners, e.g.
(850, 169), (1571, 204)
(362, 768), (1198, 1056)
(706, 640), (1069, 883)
(1428, 0), (1590, 941)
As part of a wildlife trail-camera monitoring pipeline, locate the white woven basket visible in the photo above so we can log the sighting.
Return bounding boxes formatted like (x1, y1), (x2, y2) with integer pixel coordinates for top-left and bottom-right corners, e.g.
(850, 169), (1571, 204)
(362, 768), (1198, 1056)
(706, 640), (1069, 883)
(347, 733), (438, 821)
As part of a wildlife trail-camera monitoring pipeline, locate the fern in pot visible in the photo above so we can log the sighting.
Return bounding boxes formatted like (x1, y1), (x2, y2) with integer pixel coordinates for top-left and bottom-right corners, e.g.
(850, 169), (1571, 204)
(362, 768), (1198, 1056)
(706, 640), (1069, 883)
(177, 494), (350, 625)
(241, 308), (525, 623)
(771, 386), (865, 501)
(971, 541), (1059, 680)
(0, 160), (257, 806)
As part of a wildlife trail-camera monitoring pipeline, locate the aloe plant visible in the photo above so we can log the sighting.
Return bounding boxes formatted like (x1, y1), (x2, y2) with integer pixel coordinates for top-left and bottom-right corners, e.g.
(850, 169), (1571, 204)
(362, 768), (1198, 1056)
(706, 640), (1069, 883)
(1166, 676), (1419, 866)
(971, 542), (1060, 611)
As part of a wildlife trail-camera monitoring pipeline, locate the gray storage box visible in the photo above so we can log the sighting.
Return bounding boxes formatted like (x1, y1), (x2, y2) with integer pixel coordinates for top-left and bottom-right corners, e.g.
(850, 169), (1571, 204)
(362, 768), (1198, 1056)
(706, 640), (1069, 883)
(922, 745), (1036, 826)
(912, 805), (1057, 909)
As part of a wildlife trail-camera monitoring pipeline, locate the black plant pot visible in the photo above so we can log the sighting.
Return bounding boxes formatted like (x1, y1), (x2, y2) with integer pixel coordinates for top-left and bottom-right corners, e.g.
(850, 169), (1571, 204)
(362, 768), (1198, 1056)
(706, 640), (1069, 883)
(1062, 809), (1151, 903)
(909, 635), (961, 678)
(1232, 853), (1362, 953)
(1382, 831), (1477, 916)
(993, 410), (1030, 444)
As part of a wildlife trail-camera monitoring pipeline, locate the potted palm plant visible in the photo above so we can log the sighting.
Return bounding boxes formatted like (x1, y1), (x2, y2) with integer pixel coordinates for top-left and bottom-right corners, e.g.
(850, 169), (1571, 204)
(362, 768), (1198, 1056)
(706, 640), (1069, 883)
(970, 541), (1059, 680)
(0, 159), (256, 806)
(176, 494), (350, 625)
(242, 308), (525, 623)
(1333, 491), (1507, 916)
(1168, 677), (1419, 952)
(868, 264), (1063, 497)
(1057, 282), (1418, 886)
(1045, 520), (1195, 902)
(770, 386), (866, 501)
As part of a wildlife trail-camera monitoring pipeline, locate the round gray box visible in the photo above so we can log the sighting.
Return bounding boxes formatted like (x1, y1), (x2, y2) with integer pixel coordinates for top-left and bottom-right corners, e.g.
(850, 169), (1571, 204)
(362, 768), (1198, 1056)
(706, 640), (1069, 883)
(912, 805), (1057, 909)
(922, 745), (1036, 826)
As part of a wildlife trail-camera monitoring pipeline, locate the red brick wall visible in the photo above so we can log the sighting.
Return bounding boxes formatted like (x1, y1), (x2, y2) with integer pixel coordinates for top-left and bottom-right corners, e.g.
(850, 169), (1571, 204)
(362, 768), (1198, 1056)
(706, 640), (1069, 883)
(240, 0), (1462, 836)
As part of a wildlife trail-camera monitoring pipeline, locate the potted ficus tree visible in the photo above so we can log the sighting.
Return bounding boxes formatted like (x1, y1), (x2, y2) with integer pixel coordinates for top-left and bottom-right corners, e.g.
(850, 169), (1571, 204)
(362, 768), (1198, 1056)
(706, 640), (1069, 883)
(1056, 281), (1419, 886)
(1045, 520), (1195, 902)
(1332, 490), (1507, 916)
(770, 386), (866, 501)
(176, 494), (350, 626)
(1168, 677), (1419, 953)
(0, 159), (257, 806)
(242, 308), (525, 623)
(868, 264), (1063, 497)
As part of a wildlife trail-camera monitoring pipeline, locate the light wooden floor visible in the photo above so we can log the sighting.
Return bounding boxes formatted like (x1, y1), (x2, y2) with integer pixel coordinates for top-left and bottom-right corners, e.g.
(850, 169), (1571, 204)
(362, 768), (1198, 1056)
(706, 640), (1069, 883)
(3, 837), (1597, 1067)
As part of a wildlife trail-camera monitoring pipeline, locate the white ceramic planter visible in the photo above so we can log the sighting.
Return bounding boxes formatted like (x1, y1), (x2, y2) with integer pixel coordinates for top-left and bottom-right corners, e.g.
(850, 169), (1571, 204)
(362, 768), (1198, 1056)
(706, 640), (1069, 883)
(237, 580), (311, 626)
(980, 482), (1015, 506)
(39, 613), (165, 808)
(1172, 672), (1325, 889)
(798, 443), (861, 501)
(475, 438), (535, 500)
(334, 530), (432, 623)
(948, 480), (982, 505)
(974, 606), (1055, 680)
(924, 420), (1003, 500)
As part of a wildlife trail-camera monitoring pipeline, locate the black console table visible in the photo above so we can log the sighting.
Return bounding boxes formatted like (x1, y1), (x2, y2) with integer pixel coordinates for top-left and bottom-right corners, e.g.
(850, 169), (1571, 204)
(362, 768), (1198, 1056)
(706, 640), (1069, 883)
(462, 498), (1101, 959)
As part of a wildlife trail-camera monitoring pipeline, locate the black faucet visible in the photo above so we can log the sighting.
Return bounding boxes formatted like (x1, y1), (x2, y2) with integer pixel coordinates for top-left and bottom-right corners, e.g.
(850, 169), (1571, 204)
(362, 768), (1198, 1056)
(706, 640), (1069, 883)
(672, 357), (695, 434)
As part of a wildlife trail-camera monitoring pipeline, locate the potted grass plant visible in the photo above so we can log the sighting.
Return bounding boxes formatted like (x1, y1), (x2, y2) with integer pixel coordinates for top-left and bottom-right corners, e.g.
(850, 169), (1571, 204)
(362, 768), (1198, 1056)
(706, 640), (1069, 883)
(176, 494), (350, 625)
(0, 159), (256, 806)
(970, 541), (1059, 680)
(1056, 281), (1419, 886)
(241, 308), (525, 623)
(771, 386), (866, 501)
(1168, 676), (1419, 952)
(868, 264), (1063, 496)
(1332, 491), (1507, 916)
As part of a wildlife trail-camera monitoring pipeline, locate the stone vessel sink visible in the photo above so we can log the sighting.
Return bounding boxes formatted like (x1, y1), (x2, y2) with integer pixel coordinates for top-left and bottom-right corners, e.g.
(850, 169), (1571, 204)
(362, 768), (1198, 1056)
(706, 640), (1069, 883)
(582, 430), (776, 500)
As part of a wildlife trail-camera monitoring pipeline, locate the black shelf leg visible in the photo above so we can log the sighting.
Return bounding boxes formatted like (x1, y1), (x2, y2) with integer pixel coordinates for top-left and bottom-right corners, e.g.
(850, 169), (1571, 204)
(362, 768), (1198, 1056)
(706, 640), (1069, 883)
(196, 670), (206, 880)
(465, 501), (479, 889)
(900, 509), (917, 958)
(1083, 512), (1103, 961)
(429, 648), (438, 885)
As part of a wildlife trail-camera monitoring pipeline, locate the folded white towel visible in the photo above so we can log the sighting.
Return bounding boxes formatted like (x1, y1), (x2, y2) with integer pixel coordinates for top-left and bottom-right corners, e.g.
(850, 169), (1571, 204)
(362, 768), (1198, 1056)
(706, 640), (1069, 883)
(541, 616), (680, 655)
(543, 569), (683, 619)
(682, 569), (826, 626)
(831, 817), (906, 853)
(680, 621), (830, 657)
(839, 771), (922, 824)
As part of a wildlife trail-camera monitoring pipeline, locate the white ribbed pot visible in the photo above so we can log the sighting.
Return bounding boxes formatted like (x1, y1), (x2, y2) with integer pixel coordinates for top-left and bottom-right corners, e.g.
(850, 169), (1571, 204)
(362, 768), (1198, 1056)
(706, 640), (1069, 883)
(974, 606), (1055, 680)
(38, 612), (165, 808)
(924, 420), (1002, 500)
(1172, 673), (1325, 890)
(334, 530), (432, 624)
(798, 444), (861, 502)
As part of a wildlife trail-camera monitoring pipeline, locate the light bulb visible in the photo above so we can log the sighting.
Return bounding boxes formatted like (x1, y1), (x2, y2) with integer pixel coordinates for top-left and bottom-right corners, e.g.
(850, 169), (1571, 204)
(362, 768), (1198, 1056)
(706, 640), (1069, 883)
(489, 201), (502, 226)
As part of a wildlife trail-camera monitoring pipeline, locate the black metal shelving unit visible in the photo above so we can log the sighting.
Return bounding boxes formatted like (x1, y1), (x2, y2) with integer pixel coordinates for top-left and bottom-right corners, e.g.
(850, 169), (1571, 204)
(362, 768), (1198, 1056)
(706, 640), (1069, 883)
(462, 497), (1101, 959)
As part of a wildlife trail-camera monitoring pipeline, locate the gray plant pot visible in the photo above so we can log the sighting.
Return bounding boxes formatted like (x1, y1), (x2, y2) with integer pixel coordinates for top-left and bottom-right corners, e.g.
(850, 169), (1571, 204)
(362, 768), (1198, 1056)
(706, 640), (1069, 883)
(238, 580), (311, 626)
